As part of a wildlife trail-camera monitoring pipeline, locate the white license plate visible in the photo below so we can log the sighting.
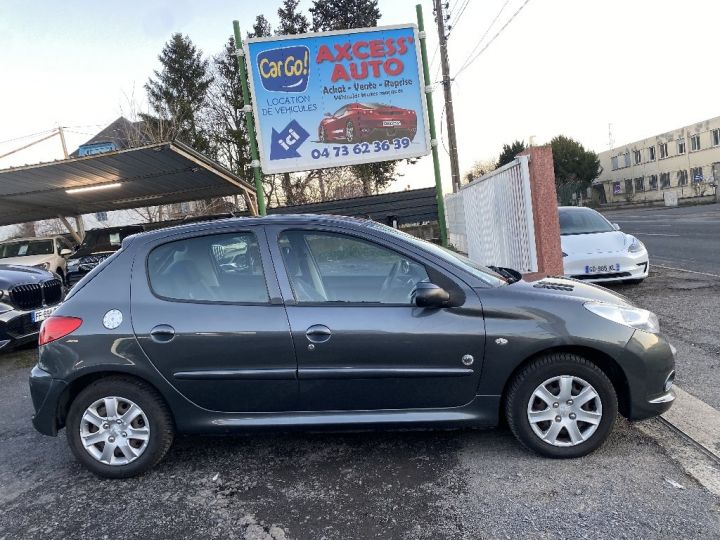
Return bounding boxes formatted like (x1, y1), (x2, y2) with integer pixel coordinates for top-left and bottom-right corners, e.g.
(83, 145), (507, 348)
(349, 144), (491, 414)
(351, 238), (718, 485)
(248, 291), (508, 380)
(584, 263), (620, 274)
(32, 307), (56, 322)
(382, 120), (402, 127)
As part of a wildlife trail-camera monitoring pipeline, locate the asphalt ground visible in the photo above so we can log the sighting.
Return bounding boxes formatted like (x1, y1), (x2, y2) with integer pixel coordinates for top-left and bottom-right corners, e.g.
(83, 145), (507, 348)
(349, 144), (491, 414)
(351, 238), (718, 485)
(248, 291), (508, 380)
(2, 273), (720, 540)
(601, 203), (720, 275)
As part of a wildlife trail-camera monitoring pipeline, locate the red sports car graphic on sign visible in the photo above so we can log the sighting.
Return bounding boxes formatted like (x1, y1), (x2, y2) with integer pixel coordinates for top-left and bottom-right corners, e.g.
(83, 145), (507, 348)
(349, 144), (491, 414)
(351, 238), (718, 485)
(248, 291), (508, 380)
(318, 102), (418, 143)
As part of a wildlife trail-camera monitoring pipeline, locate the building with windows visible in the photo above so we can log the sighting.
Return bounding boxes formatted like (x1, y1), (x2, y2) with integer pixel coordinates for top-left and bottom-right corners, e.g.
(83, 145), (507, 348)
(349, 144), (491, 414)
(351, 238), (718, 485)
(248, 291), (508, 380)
(595, 116), (720, 206)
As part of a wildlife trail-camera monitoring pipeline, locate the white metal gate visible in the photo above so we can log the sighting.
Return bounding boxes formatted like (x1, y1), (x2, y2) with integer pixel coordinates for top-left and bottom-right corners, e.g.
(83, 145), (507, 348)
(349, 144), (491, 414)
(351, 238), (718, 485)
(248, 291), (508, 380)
(445, 155), (538, 272)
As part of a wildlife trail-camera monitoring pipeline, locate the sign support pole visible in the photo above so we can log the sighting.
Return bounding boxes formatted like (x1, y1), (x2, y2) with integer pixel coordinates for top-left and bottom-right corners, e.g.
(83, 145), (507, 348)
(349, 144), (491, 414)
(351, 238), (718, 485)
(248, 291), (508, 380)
(233, 20), (266, 216)
(416, 5), (448, 247)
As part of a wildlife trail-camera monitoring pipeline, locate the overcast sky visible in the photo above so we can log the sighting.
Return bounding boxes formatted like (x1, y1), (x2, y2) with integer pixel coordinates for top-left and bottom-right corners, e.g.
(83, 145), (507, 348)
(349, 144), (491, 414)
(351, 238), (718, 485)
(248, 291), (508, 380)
(1, 0), (718, 194)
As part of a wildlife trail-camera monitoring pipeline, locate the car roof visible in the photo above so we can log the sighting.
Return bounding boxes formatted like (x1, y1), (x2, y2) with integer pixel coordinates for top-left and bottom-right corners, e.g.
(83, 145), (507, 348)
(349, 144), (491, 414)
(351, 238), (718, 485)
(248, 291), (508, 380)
(133, 214), (374, 242)
(0, 236), (58, 242)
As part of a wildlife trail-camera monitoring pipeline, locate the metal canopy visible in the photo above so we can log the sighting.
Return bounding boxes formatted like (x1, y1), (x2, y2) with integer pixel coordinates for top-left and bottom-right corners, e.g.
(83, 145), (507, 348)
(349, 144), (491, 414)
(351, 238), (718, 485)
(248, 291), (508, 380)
(0, 141), (257, 226)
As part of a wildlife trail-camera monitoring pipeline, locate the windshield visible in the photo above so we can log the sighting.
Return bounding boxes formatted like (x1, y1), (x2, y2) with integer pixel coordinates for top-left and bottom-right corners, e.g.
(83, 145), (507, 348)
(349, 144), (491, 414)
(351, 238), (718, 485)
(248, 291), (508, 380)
(0, 240), (53, 258)
(558, 208), (614, 235)
(366, 223), (507, 287)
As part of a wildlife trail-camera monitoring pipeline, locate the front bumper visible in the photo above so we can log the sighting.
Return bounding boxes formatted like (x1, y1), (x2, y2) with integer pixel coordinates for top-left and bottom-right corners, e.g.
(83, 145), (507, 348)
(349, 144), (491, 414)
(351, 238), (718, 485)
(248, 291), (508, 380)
(621, 331), (676, 420)
(563, 249), (649, 283)
(29, 365), (67, 436)
(0, 307), (43, 351)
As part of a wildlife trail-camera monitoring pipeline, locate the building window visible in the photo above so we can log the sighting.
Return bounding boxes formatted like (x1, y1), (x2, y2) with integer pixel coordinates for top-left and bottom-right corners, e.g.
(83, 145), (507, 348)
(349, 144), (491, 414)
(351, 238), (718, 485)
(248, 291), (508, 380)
(648, 174), (658, 190)
(624, 179), (633, 193)
(648, 146), (656, 161)
(634, 177), (645, 192)
(623, 152), (631, 167)
(660, 172), (671, 189)
(691, 166), (703, 182)
(691, 134), (701, 151)
(95, 211), (108, 222)
(676, 139), (686, 155)
(611, 156), (619, 170)
(633, 150), (642, 164)
(659, 143), (668, 159)
(677, 170), (688, 186)
(612, 181), (622, 194)
(712, 129), (720, 147)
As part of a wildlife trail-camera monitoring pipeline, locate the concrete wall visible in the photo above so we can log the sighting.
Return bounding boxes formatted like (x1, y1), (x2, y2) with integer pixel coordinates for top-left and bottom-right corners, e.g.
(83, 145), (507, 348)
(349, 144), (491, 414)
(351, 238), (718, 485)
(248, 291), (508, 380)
(597, 116), (720, 206)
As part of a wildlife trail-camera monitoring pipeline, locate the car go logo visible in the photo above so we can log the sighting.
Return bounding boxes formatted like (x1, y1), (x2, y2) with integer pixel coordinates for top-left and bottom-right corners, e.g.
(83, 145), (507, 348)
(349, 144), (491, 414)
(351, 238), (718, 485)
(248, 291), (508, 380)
(257, 45), (310, 93)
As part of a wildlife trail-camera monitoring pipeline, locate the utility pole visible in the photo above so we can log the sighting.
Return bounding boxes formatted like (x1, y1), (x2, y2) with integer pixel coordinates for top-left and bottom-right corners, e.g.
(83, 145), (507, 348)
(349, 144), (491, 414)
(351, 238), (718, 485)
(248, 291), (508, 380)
(58, 126), (69, 158)
(433, 0), (461, 193)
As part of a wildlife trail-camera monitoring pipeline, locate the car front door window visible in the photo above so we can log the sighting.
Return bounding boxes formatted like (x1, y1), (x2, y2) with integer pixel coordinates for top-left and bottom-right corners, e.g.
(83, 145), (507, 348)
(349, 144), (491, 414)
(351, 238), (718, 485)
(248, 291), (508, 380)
(278, 231), (429, 304)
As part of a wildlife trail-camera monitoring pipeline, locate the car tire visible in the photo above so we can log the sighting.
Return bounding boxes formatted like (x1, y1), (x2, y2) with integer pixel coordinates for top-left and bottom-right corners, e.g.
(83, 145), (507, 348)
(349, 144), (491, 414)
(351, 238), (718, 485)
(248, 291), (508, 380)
(505, 353), (617, 458)
(66, 376), (174, 478)
(345, 121), (355, 143)
(319, 125), (326, 142)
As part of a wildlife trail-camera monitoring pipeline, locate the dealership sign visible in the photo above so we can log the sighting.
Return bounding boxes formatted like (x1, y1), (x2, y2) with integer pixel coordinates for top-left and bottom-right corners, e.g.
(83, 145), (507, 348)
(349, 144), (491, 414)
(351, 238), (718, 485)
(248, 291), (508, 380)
(245, 25), (431, 175)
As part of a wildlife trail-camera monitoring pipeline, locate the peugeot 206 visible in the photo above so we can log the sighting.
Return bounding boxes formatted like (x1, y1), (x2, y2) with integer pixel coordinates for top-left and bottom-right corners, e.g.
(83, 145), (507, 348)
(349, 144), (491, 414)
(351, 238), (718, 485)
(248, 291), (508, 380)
(29, 215), (675, 478)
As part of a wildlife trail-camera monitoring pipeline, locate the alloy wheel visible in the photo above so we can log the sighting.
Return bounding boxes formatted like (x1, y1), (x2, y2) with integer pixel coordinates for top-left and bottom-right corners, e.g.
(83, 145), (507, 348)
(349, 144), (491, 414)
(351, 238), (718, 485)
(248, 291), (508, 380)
(526, 375), (603, 447)
(79, 396), (150, 465)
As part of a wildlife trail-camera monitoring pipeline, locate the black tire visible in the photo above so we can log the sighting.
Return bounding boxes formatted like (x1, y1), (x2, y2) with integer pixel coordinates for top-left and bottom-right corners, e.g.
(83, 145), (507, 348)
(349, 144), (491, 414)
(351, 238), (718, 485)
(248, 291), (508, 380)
(505, 353), (617, 458)
(345, 121), (355, 143)
(319, 125), (326, 143)
(66, 376), (174, 478)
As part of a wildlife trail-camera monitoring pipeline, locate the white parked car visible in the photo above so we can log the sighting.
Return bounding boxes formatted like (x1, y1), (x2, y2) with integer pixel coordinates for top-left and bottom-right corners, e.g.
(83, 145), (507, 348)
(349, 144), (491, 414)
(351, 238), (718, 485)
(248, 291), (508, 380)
(0, 236), (76, 282)
(559, 207), (649, 284)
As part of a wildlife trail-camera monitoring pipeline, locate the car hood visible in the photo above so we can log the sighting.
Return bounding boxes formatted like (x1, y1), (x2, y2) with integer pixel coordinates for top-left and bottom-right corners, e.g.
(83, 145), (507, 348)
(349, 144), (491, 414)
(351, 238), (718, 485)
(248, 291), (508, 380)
(0, 254), (54, 267)
(0, 264), (54, 289)
(515, 276), (634, 307)
(561, 231), (628, 255)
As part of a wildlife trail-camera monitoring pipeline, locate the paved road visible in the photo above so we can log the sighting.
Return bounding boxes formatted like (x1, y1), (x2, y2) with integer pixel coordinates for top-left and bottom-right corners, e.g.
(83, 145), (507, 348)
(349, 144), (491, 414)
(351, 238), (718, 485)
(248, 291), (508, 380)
(601, 203), (720, 275)
(2, 346), (720, 539)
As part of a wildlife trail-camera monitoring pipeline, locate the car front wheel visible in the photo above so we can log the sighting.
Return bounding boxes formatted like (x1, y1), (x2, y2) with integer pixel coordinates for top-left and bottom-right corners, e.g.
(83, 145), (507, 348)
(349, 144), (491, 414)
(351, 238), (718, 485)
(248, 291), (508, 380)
(66, 376), (174, 478)
(505, 353), (617, 458)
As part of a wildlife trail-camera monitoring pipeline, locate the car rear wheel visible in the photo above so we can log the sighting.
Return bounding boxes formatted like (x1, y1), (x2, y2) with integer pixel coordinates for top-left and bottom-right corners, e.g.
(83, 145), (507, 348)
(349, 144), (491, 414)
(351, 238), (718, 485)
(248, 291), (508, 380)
(505, 353), (617, 458)
(345, 121), (355, 143)
(66, 376), (174, 478)
(319, 125), (326, 142)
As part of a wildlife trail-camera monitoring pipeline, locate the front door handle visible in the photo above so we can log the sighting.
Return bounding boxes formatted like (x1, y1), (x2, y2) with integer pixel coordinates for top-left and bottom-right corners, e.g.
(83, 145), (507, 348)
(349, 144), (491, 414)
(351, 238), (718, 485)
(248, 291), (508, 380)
(150, 324), (175, 343)
(305, 324), (332, 344)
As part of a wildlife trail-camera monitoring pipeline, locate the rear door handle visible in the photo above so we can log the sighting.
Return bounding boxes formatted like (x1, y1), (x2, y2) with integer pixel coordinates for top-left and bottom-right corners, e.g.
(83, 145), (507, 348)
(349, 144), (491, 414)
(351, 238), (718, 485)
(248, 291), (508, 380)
(150, 324), (175, 343)
(305, 324), (332, 344)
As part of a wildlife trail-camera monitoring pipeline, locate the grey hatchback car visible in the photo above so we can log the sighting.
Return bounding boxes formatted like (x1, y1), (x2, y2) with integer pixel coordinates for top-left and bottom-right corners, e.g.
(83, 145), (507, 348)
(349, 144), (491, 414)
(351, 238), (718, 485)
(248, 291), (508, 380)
(30, 215), (676, 478)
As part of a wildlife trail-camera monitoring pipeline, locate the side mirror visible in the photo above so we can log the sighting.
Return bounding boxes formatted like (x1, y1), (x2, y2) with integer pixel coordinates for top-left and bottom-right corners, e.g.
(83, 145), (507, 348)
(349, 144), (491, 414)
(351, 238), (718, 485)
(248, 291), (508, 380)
(412, 282), (450, 308)
(60, 248), (73, 257)
(612, 223), (621, 231)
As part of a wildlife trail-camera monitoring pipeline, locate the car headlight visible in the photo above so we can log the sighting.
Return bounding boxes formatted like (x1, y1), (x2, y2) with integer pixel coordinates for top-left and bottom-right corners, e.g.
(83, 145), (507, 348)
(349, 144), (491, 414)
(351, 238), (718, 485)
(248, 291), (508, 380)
(584, 302), (660, 333)
(33, 262), (51, 271)
(627, 236), (645, 253)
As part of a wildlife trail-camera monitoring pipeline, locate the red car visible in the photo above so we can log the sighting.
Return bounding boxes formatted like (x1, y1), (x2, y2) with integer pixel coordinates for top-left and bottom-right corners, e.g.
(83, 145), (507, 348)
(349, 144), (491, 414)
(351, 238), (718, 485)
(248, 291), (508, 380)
(318, 102), (417, 144)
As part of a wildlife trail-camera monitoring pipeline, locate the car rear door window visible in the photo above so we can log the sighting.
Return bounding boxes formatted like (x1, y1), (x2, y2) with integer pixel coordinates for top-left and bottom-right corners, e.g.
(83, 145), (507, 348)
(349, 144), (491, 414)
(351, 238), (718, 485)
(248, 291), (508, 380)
(278, 231), (428, 304)
(148, 232), (269, 303)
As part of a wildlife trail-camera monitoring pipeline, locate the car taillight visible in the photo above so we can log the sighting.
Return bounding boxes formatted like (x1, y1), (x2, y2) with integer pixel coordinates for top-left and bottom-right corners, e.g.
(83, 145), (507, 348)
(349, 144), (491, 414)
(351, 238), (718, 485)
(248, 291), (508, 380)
(39, 316), (83, 346)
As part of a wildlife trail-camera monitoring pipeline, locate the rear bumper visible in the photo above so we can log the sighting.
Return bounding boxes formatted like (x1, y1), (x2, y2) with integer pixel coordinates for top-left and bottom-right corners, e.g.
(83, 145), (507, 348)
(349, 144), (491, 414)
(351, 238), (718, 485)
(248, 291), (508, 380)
(29, 365), (67, 436)
(621, 331), (676, 420)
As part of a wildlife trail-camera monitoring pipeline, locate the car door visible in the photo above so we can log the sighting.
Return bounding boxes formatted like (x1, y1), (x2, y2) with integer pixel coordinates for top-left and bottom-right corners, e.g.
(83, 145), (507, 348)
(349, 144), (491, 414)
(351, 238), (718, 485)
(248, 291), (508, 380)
(131, 227), (298, 413)
(266, 224), (486, 411)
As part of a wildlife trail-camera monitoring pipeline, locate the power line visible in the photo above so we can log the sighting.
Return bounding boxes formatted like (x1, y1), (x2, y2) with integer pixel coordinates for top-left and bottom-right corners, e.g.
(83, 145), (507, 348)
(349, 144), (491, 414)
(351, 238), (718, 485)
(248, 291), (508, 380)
(453, 0), (512, 76)
(0, 128), (56, 146)
(454, 0), (533, 80)
(448, 0), (471, 35)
